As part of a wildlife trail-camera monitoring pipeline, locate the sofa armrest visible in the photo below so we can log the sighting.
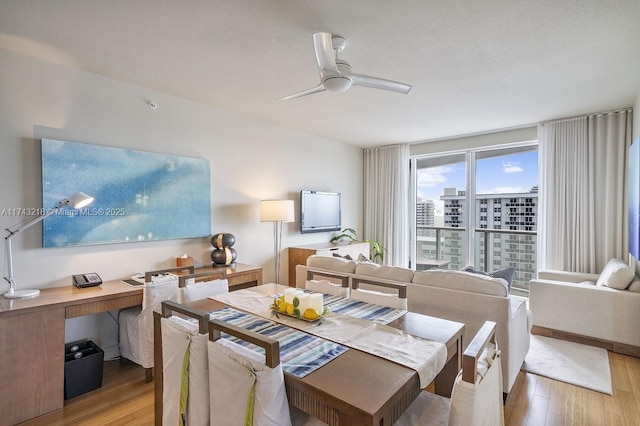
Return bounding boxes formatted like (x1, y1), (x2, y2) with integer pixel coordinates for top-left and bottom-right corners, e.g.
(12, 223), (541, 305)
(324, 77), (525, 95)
(504, 295), (531, 392)
(536, 269), (599, 283)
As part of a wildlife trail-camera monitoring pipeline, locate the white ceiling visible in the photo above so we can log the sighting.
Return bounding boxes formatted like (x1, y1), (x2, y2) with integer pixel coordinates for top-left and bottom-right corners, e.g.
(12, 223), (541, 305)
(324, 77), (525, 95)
(1, 1), (639, 148)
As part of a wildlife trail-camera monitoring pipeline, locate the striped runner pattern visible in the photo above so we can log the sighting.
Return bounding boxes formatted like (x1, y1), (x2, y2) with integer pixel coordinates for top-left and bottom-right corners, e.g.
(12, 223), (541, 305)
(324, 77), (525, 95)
(325, 298), (407, 324)
(207, 308), (348, 378)
(320, 293), (344, 306)
(209, 307), (275, 332)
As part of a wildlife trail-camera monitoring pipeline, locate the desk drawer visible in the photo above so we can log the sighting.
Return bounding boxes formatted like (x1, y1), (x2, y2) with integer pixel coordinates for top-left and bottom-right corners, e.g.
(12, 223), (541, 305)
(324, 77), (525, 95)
(66, 294), (143, 318)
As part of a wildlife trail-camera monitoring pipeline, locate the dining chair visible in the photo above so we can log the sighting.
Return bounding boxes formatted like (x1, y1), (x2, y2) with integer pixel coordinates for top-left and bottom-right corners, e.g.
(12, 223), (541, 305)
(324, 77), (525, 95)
(119, 266), (194, 382)
(178, 270), (229, 303)
(160, 300), (210, 425)
(349, 277), (408, 310)
(394, 321), (504, 426)
(304, 269), (350, 297)
(207, 318), (328, 425)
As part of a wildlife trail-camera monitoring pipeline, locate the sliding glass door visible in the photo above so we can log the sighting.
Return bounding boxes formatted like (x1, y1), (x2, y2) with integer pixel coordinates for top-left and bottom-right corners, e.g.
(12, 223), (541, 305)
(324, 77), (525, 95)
(411, 144), (538, 295)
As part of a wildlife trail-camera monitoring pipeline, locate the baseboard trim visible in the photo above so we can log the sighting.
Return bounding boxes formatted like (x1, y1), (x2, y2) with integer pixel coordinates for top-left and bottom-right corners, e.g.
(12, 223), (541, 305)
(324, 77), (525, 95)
(531, 326), (640, 358)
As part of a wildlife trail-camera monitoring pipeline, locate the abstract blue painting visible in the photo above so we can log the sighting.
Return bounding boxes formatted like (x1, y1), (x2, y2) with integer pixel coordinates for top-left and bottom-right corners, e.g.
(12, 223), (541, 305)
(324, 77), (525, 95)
(629, 135), (640, 258)
(41, 139), (211, 248)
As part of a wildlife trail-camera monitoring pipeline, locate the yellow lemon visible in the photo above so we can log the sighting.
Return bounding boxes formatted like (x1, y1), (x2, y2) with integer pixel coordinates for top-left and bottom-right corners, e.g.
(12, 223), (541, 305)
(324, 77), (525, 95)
(303, 308), (319, 320)
(286, 304), (295, 316)
(279, 302), (289, 313)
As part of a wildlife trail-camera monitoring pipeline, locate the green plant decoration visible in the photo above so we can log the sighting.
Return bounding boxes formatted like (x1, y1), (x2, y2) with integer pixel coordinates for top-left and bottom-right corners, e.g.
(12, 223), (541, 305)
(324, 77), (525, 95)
(367, 239), (387, 263)
(330, 228), (387, 264)
(330, 228), (357, 243)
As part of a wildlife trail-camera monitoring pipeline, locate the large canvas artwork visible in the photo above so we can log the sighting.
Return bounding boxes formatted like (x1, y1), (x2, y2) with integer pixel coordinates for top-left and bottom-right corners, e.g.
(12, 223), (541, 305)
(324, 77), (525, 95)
(629, 135), (640, 258)
(41, 139), (211, 248)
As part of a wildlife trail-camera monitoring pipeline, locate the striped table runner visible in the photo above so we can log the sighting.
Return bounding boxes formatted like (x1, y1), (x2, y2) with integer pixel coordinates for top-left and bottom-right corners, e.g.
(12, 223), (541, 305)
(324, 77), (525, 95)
(207, 307), (348, 378)
(322, 297), (407, 324)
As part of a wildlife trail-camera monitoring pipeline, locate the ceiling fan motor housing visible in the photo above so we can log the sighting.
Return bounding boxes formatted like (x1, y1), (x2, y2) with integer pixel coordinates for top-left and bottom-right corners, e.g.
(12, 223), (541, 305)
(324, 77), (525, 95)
(322, 76), (352, 92)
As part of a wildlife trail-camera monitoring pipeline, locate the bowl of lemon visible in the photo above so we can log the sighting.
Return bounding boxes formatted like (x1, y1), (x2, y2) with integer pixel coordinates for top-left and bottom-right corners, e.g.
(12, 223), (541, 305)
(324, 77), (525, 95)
(272, 289), (328, 322)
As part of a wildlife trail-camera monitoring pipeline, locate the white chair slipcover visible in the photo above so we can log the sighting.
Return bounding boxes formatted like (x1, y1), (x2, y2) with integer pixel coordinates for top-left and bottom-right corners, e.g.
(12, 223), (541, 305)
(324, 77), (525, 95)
(179, 278), (229, 304)
(448, 344), (504, 426)
(208, 338), (291, 426)
(119, 275), (179, 369)
(305, 279), (349, 297)
(161, 315), (209, 425)
(394, 321), (504, 426)
(349, 288), (408, 310)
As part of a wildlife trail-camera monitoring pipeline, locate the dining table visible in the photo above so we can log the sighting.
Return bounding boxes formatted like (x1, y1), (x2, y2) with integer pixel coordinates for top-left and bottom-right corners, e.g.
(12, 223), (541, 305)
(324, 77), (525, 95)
(153, 283), (465, 426)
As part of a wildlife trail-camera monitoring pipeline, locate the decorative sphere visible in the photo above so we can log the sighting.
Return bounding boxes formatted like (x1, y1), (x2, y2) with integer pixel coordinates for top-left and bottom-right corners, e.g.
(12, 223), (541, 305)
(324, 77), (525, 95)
(211, 247), (237, 266)
(211, 233), (236, 249)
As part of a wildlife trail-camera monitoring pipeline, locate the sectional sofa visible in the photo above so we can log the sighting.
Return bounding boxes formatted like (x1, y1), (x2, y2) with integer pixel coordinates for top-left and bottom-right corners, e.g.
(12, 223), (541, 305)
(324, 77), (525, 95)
(295, 255), (532, 394)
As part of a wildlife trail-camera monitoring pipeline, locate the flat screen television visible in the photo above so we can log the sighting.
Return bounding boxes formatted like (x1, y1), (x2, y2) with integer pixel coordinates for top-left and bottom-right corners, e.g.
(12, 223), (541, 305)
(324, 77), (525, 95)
(300, 190), (341, 233)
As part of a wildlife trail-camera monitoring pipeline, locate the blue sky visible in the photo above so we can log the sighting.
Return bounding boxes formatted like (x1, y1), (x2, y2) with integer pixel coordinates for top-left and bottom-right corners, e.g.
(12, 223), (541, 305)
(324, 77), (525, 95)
(417, 151), (538, 215)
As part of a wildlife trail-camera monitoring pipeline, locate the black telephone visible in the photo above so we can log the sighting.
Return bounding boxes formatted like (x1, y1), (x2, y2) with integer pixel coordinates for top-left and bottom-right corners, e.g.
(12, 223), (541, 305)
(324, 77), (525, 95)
(72, 273), (103, 288)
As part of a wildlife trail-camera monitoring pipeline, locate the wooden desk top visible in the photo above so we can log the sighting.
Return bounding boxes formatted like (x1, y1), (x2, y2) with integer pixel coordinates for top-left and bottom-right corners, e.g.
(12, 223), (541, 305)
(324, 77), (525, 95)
(0, 262), (263, 317)
(0, 279), (140, 317)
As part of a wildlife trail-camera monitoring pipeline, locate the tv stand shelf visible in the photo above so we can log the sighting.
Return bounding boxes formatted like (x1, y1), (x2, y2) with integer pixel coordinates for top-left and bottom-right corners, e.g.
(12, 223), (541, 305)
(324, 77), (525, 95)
(288, 241), (369, 286)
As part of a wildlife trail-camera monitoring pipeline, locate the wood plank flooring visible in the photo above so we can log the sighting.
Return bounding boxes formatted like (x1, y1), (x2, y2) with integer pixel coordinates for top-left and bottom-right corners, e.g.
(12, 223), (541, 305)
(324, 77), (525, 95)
(18, 350), (640, 425)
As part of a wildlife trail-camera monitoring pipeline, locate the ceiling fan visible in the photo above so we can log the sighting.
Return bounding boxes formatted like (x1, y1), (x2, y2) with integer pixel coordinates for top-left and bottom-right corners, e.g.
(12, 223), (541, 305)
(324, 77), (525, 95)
(278, 32), (412, 101)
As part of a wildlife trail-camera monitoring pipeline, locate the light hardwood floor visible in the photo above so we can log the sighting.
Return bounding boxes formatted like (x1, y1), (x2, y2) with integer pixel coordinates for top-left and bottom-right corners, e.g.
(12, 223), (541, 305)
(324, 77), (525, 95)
(18, 351), (640, 425)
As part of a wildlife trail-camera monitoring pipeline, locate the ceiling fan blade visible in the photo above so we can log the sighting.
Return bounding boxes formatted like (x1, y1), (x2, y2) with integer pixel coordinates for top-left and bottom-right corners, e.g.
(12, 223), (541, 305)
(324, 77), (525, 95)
(313, 32), (340, 79)
(277, 84), (326, 101)
(349, 73), (412, 94)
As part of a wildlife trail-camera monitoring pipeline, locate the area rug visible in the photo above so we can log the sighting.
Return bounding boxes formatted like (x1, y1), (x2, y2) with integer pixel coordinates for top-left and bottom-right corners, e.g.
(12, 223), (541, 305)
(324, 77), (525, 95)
(521, 335), (612, 395)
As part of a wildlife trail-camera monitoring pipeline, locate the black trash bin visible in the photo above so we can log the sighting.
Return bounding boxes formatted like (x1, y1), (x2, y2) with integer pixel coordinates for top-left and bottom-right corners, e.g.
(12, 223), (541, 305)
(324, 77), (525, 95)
(64, 340), (104, 399)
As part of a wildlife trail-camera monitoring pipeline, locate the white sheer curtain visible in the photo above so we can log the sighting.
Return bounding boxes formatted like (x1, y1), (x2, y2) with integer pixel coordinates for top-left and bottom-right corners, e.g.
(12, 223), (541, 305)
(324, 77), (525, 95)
(363, 144), (410, 266)
(538, 110), (632, 273)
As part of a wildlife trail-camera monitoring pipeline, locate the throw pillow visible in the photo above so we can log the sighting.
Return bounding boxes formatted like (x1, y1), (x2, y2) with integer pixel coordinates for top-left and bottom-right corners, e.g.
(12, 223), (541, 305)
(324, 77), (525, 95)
(461, 266), (515, 292)
(357, 253), (375, 264)
(332, 253), (352, 260)
(595, 258), (635, 289)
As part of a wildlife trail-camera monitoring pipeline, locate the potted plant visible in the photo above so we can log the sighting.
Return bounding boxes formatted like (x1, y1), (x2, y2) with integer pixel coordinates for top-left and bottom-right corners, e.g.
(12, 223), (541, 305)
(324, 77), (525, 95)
(330, 228), (386, 264)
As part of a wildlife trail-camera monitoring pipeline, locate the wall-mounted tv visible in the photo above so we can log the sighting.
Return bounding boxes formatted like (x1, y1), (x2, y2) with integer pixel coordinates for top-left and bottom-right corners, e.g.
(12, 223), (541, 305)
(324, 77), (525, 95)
(300, 190), (341, 234)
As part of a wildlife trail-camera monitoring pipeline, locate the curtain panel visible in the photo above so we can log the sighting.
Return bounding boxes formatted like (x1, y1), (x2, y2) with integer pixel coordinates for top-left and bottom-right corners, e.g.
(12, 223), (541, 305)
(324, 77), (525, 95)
(538, 110), (632, 273)
(363, 144), (410, 266)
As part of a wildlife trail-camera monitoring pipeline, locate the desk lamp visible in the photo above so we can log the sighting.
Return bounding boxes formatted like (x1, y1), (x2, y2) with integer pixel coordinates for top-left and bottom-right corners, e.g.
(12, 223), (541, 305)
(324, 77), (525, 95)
(4, 192), (94, 299)
(260, 199), (294, 284)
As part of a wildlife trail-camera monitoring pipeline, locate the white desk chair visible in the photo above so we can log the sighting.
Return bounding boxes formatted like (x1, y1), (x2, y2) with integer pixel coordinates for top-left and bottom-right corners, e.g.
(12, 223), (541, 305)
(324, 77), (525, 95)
(160, 300), (210, 425)
(178, 270), (229, 303)
(349, 277), (408, 310)
(119, 266), (193, 382)
(394, 321), (504, 426)
(304, 269), (350, 297)
(207, 319), (327, 426)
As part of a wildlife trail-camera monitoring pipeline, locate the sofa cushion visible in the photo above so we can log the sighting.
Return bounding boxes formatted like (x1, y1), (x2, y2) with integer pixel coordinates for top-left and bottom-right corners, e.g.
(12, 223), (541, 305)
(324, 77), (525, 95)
(354, 263), (415, 282)
(412, 269), (508, 297)
(628, 278), (640, 293)
(306, 255), (357, 273)
(595, 258), (635, 289)
(461, 266), (515, 292)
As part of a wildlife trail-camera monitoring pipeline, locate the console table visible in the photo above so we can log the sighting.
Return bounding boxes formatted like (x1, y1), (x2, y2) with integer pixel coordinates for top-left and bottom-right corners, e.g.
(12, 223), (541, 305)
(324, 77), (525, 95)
(0, 262), (263, 425)
(288, 241), (369, 285)
(200, 262), (263, 290)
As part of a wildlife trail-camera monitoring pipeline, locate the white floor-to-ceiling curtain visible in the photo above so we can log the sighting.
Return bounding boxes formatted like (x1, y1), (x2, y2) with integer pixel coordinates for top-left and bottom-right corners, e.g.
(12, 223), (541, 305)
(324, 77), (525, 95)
(363, 144), (410, 266)
(538, 109), (632, 273)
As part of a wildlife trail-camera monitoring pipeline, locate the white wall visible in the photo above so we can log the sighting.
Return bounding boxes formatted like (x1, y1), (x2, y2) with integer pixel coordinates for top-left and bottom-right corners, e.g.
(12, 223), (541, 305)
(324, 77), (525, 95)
(0, 49), (363, 356)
